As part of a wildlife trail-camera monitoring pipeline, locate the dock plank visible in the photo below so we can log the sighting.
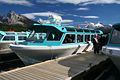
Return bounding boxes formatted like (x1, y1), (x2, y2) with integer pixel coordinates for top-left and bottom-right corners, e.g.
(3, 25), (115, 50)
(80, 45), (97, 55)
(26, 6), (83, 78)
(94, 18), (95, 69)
(0, 52), (108, 80)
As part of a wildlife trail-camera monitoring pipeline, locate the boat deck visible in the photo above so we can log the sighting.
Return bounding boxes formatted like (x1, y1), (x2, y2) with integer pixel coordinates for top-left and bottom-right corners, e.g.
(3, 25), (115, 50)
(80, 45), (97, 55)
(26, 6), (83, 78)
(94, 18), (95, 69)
(0, 52), (108, 80)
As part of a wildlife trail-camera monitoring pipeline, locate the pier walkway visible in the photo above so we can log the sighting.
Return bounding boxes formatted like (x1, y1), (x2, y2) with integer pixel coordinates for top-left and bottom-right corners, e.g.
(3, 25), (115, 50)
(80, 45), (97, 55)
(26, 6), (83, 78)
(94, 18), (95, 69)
(0, 52), (108, 80)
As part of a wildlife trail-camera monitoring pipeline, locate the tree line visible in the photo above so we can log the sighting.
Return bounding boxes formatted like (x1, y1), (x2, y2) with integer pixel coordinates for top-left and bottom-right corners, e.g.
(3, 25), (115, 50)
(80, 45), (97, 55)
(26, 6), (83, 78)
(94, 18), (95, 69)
(0, 23), (28, 32)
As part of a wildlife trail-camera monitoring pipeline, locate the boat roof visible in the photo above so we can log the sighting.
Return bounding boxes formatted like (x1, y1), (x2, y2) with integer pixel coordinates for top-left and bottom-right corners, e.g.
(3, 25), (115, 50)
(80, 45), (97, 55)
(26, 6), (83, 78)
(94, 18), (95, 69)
(33, 23), (103, 34)
(0, 31), (30, 36)
(0, 31), (6, 35)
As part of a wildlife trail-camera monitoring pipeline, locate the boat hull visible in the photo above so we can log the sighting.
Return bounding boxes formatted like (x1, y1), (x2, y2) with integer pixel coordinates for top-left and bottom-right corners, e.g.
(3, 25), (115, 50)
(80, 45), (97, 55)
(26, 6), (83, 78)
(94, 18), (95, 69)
(102, 46), (120, 72)
(10, 44), (90, 65)
(0, 42), (14, 54)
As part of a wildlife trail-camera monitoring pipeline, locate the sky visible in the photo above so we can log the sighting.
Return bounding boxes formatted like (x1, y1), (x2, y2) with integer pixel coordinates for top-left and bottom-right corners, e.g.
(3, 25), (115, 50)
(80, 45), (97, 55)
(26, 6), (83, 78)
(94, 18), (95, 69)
(0, 0), (120, 26)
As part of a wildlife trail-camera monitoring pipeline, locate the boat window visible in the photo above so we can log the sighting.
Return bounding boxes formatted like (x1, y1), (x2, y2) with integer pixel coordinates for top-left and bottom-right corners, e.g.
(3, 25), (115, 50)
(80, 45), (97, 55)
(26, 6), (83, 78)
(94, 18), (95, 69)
(77, 35), (83, 42)
(66, 27), (75, 32)
(91, 35), (95, 41)
(96, 30), (100, 33)
(109, 29), (120, 44)
(27, 31), (44, 41)
(85, 35), (90, 42)
(0, 34), (3, 40)
(17, 33), (27, 35)
(84, 30), (90, 33)
(47, 32), (63, 41)
(18, 36), (27, 40)
(28, 30), (35, 38)
(63, 34), (75, 44)
(6, 33), (15, 35)
(3, 36), (15, 41)
(91, 30), (95, 33)
(76, 29), (83, 32)
(37, 33), (44, 40)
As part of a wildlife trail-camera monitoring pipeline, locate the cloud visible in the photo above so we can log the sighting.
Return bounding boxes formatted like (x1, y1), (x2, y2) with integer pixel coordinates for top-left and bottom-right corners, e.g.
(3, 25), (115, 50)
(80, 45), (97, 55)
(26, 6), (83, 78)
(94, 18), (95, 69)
(77, 8), (89, 10)
(22, 14), (36, 19)
(80, 16), (99, 19)
(82, 0), (120, 5)
(73, 15), (79, 17)
(36, 0), (82, 4)
(22, 12), (74, 24)
(36, 0), (120, 5)
(0, 0), (33, 6)
(22, 12), (62, 19)
(62, 13), (80, 18)
(62, 20), (73, 23)
(37, 0), (58, 4)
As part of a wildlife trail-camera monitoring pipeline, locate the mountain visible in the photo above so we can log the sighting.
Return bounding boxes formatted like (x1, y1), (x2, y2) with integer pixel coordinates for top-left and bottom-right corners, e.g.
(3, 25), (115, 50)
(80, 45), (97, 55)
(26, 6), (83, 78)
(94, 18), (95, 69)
(84, 22), (112, 34)
(95, 25), (112, 34)
(85, 22), (104, 28)
(0, 11), (38, 27)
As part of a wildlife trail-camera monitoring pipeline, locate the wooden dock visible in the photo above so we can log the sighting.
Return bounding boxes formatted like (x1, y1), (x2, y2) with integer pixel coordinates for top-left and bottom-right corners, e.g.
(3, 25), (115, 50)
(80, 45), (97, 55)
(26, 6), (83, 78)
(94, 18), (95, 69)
(0, 52), (108, 80)
(0, 49), (12, 54)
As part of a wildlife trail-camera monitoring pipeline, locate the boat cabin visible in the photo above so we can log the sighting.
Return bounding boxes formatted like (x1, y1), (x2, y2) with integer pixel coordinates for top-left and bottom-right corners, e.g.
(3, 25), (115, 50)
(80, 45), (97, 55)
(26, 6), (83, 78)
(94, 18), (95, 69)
(107, 23), (120, 46)
(27, 23), (103, 46)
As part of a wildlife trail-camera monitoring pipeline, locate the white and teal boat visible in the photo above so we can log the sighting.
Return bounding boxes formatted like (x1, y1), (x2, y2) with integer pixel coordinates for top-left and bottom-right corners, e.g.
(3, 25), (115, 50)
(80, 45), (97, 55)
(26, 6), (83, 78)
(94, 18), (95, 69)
(10, 23), (103, 65)
(102, 23), (120, 72)
(0, 31), (30, 54)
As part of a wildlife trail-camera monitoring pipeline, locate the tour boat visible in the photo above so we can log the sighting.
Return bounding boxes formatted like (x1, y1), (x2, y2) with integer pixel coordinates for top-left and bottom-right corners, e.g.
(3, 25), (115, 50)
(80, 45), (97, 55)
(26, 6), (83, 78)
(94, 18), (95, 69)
(0, 31), (30, 54)
(10, 23), (103, 65)
(102, 23), (120, 72)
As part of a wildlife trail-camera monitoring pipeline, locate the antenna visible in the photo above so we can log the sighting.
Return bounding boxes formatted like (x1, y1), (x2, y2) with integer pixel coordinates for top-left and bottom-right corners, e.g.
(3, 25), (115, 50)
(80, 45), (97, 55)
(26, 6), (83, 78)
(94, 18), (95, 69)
(48, 14), (62, 25)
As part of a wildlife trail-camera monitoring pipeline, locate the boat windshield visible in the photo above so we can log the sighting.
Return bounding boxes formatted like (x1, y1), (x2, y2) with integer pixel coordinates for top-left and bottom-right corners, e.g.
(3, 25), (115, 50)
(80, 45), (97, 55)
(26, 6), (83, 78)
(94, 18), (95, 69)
(109, 29), (120, 44)
(29, 25), (63, 41)
(27, 30), (45, 42)
(47, 32), (63, 41)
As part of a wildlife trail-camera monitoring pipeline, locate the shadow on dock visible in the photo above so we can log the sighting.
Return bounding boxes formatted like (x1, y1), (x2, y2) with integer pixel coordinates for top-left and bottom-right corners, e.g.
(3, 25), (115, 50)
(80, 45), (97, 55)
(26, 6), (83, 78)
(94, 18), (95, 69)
(0, 53), (25, 72)
(58, 53), (120, 80)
